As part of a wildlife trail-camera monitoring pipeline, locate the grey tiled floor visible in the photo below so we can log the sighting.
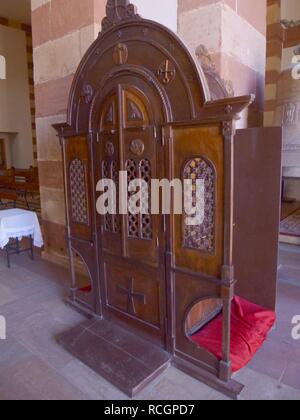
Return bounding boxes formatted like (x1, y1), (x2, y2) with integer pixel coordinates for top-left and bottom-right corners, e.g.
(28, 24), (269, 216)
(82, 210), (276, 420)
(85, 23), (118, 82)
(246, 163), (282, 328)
(0, 244), (299, 400)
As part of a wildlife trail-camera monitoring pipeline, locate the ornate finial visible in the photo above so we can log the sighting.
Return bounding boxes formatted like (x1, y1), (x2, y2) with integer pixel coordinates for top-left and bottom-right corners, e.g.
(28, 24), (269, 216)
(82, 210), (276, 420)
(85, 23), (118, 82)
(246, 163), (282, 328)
(102, 0), (140, 32)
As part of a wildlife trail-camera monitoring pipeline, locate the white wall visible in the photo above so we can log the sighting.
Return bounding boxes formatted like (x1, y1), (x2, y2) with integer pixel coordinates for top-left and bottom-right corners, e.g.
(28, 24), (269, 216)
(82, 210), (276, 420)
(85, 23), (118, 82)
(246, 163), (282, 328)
(0, 24), (33, 168)
(132, 0), (178, 33)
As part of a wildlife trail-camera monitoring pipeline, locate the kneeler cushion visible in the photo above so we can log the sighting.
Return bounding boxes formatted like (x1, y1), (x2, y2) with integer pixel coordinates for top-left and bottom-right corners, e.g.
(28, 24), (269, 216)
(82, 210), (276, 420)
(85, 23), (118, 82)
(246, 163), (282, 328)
(79, 286), (92, 293)
(191, 296), (276, 372)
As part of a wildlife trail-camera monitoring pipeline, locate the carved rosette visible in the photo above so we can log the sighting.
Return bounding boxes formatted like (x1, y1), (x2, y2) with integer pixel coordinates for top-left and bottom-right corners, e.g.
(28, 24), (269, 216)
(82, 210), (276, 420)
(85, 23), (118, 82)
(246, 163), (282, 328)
(105, 141), (115, 157)
(130, 139), (145, 156)
(222, 120), (235, 138)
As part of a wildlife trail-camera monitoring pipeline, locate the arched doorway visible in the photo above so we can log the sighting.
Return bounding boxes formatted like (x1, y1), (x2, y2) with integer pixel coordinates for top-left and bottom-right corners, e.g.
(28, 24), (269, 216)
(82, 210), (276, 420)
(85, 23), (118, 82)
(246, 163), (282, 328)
(92, 82), (167, 345)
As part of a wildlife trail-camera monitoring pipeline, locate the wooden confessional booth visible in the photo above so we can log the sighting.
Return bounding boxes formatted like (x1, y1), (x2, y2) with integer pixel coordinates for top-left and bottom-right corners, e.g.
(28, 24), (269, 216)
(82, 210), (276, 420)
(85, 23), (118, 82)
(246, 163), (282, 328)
(54, 1), (282, 399)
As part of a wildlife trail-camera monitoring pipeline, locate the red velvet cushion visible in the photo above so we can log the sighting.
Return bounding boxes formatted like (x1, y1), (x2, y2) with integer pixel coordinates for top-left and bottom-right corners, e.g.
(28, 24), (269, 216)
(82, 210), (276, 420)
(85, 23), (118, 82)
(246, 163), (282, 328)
(79, 286), (92, 293)
(191, 296), (276, 372)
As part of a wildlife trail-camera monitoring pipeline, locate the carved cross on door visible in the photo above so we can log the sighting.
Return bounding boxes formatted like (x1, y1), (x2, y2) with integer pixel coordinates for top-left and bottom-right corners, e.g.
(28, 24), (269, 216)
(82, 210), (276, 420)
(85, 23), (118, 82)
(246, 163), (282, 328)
(113, 43), (128, 65)
(157, 60), (176, 85)
(118, 277), (146, 315)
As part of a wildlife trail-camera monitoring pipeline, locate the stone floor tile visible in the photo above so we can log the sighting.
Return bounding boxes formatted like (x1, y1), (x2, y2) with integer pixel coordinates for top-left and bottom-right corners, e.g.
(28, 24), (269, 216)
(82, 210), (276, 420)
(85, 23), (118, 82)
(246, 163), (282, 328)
(0, 283), (19, 306)
(0, 355), (86, 400)
(61, 359), (129, 400)
(235, 368), (300, 400)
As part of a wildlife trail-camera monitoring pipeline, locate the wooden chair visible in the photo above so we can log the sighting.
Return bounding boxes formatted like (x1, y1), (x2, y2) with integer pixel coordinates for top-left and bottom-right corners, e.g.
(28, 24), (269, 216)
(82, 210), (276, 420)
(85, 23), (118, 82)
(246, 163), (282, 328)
(0, 190), (17, 209)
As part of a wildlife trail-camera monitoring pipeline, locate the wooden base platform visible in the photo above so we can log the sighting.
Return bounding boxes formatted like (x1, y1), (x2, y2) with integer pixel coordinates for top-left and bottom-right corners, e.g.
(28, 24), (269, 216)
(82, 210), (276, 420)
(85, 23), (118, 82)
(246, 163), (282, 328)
(56, 318), (171, 398)
(173, 356), (244, 400)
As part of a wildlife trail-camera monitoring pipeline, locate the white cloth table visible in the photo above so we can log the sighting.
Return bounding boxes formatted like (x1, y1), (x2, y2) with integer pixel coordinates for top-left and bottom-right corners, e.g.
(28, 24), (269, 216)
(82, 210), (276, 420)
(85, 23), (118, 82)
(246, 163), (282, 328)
(0, 209), (43, 249)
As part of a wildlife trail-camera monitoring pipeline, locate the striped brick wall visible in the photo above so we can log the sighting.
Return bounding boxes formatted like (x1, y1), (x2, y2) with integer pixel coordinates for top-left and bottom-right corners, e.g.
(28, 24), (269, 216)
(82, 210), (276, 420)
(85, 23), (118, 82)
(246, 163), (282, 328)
(264, 0), (284, 126)
(0, 17), (37, 165)
(32, 0), (106, 266)
(178, 0), (267, 127)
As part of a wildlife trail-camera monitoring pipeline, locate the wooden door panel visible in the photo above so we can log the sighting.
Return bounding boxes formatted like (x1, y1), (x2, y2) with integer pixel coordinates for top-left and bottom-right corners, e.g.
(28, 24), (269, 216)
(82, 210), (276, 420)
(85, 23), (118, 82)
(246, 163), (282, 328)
(171, 125), (224, 278)
(96, 85), (166, 345)
(105, 261), (161, 327)
(124, 128), (159, 266)
(99, 132), (122, 257)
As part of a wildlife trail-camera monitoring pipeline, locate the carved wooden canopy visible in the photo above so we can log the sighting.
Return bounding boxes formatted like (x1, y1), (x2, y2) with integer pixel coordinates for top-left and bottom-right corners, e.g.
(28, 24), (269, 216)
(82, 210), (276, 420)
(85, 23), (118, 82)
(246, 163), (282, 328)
(57, 0), (253, 136)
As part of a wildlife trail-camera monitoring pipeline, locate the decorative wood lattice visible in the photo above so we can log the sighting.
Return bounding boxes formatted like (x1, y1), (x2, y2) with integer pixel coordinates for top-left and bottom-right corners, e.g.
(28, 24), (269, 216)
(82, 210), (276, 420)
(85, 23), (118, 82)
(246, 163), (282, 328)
(126, 158), (153, 240)
(69, 158), (89, 225)
(183, 157), (215, 253)
(140, 159), (152, 240)
(126, 159), (139, 238)
(102, 159), (120, 234)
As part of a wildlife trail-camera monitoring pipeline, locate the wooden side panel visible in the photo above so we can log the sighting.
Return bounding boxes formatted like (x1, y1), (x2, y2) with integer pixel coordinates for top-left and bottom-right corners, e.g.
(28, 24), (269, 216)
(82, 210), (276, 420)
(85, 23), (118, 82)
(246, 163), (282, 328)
(233, 127), (282, 310)
(65, 136), (92, 241)
(171, 124), (224, 278)
(171, 124), (224, 336)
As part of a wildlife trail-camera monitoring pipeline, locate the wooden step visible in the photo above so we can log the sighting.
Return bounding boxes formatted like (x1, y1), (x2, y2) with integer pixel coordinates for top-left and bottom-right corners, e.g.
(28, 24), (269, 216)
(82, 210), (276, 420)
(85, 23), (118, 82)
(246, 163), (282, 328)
(56, 318), (171, 398)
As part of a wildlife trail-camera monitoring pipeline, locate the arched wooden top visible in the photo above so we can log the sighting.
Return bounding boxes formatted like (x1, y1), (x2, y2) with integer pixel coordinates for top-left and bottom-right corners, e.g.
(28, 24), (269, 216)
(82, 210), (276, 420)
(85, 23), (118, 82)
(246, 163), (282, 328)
(54, 0), (254, 137)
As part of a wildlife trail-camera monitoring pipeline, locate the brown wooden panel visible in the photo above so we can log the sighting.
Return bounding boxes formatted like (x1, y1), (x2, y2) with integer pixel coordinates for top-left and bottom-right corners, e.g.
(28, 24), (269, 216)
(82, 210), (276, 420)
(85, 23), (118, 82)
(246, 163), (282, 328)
(233, 127), (282, 310)
(65, 136), (92, 240)
(123, 88), (150, 128)
(100, 93), (118, 132)
(186, 299), (222, 334)
(283, 26), (300, 48)
(98, 132), (122, 256)
(105, 261), (161, 328)
(124, 127), (160, 266)
(174, 271), (221, 371)
(171, 124), (224, 278)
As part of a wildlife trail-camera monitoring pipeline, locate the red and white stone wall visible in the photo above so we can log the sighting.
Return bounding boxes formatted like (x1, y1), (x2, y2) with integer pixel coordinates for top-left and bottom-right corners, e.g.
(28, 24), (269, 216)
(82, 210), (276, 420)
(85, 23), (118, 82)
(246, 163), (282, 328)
(264, 0), (283, 127)
(178, 0), (267, 127)
(32, 0), (107, 265)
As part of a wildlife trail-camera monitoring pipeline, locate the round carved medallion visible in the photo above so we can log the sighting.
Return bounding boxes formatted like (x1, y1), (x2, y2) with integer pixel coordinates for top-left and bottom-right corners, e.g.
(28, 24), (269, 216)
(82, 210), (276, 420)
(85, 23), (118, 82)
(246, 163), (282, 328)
(130, 139), (145, 156)
(105, 141), (115, 157)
